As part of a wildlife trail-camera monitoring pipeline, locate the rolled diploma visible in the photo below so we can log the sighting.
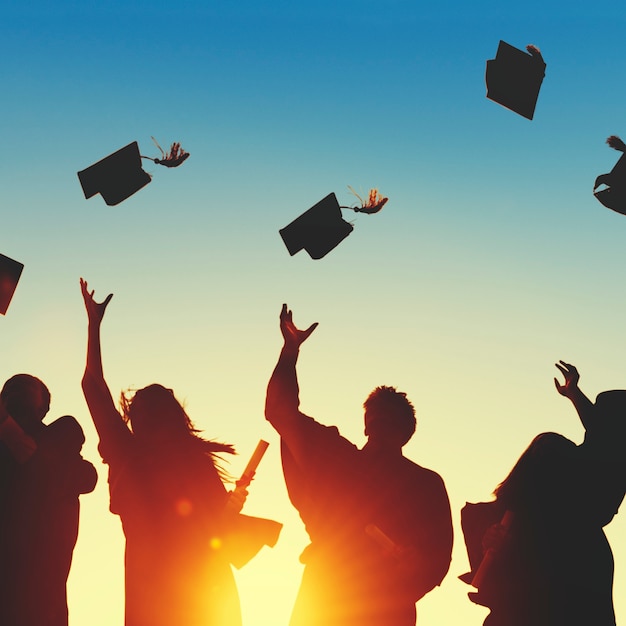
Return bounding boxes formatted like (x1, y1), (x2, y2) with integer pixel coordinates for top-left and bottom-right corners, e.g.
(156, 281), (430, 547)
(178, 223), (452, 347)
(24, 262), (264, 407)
(237, 440), (270, 486)
(365, 523), (400, 557)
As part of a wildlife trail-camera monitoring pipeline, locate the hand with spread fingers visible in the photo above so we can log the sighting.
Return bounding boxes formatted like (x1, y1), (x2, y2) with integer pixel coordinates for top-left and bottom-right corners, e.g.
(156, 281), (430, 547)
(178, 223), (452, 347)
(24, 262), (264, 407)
(554, 360), (580, 398)
(280, 304), (318, 351)
(80, 277), (113, 326)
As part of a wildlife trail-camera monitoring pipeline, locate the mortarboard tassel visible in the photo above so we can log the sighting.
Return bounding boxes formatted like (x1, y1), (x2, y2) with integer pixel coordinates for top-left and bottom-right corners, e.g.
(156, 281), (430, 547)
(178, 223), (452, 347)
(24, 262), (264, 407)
(142, 136), (190, 168)
(343, 186), (388, 214)
(606, 135), (626, 152)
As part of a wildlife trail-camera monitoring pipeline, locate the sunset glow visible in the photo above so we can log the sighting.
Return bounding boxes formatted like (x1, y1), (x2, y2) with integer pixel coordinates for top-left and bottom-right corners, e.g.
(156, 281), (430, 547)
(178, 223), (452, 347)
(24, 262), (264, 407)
(2, 1), (626, 625)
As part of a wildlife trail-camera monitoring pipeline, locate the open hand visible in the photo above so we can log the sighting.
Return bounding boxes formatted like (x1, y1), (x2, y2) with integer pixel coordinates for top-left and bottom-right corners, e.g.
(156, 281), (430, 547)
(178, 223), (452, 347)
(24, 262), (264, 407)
(554, 360), (580, 398)
(280, 304), (318, 349)
(80, 278), (113, 325)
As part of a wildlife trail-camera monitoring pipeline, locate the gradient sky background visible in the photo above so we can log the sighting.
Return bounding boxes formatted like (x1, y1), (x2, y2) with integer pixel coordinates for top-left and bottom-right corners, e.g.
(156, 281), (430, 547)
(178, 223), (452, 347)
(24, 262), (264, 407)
(2, 1), (626, 624)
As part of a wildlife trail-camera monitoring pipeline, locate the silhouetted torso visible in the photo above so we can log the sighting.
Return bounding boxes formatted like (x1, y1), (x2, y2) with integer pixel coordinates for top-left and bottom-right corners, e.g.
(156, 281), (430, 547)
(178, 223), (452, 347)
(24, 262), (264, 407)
(471, 438), (616, 626)
(98, 425), (241, 626)
(278, 414), (452, 626)
(0, 416), (97, 626)
(581, 417), (626, 527)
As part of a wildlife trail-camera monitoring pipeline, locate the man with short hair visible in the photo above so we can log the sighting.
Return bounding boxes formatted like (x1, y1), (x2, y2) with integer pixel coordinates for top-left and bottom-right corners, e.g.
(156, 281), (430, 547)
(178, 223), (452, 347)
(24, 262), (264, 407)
(0, 374), (97, 626)
(265, 305), (453, 626)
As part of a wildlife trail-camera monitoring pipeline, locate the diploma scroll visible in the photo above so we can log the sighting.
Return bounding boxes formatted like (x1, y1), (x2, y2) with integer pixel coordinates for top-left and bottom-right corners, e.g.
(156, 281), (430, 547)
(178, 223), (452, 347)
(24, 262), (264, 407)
(236, 439), (270, 487)
(365, 523), (402, 558)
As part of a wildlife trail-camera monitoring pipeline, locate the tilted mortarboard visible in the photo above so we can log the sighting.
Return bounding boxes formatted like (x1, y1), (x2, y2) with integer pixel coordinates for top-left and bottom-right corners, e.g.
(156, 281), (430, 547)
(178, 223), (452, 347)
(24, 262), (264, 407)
(0, 253), (24, 315)
(486, 41), (546, 120)
(279, 188), (388, 260)
(77, 138), (190, 206)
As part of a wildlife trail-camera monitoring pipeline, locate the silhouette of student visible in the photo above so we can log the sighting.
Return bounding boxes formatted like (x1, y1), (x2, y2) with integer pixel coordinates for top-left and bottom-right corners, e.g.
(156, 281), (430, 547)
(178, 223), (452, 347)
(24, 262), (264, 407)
(463, 430), (616, 626)
(0, 374), (97, 626)
(80, 279), (279, 626)
(265, 304), (453, 626)
(553, 360), (625, 623)
(554, 360), (626, 524)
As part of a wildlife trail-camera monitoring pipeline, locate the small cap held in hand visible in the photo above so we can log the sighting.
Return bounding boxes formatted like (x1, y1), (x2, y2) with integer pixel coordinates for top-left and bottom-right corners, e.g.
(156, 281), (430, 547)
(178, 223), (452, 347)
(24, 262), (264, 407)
(0, 253), (24, 315)
(279, 193), (354, 260)
(77, 142), (152, 206)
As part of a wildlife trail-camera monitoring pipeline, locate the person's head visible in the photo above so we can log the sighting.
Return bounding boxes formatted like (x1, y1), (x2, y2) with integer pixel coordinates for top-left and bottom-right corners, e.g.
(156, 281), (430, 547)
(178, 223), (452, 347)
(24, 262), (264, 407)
(0, 374), (51, 432)
(121, 384), (196, 443)
(363, 386), (416, 449)
(494, 432), (576, 509)
(120, 384), (235, 458)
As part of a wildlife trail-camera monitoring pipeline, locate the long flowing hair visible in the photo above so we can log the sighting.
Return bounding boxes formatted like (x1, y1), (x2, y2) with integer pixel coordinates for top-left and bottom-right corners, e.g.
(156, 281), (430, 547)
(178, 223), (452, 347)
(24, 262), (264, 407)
(494, 432), (576, 512)
(120, 384), (235, 480)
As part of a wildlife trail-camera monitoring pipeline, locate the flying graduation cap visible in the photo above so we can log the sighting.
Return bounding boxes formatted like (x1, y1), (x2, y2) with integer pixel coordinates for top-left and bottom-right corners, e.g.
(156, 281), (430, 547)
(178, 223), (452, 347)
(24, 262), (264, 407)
(0, 253), (24, 315)
(279, 188), (388, 260)
(594, 136), (626, 215)
(77, 137), (190, 206)
(486, 41), (546, 120)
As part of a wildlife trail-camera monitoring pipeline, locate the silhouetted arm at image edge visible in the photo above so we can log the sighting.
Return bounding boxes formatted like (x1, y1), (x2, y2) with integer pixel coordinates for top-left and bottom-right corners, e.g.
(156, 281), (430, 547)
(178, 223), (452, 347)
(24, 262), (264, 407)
(554, 360), (596, 431)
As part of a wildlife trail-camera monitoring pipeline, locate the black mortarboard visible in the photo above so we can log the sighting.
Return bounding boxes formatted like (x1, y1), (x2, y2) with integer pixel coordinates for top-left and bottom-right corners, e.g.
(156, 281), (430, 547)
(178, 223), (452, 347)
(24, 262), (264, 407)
(486, 41), (546, 120)
(279, 193), (354, 259)
(77, 142), (152, 206)
(594, 145), (626, 215)
(0, 253), (24, 315)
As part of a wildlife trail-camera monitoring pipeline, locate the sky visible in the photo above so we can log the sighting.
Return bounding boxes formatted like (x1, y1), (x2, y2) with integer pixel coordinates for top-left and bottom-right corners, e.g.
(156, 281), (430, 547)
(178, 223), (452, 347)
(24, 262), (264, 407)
(2, 1), (626, 624)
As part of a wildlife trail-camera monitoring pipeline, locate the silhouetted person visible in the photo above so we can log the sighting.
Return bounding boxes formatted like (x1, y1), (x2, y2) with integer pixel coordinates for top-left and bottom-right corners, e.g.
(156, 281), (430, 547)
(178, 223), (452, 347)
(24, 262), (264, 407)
(554, 360), (626, 523)
(463, 431), (616, 626)
(80, 279), (279, 626)
(553, 360), (625, 623)
(0, 374), (97, 626)
(265, 304), (453, 626)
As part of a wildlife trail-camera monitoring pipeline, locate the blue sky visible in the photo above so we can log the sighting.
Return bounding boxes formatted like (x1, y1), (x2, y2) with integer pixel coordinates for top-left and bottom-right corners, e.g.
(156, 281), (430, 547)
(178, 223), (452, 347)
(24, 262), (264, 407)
(2, 1), (626, 624)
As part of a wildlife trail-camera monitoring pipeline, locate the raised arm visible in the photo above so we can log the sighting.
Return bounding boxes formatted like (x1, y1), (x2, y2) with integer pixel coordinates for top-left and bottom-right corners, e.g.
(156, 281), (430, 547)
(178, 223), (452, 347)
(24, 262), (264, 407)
(554, 360), (596, 431)
(264, 304), (318, 438)
(80, 278), (127, 446)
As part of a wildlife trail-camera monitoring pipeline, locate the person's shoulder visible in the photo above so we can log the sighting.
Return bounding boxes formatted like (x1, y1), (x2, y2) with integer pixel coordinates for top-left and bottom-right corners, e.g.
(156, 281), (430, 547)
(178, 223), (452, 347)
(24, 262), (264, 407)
(298, 415), (359, 456)
(45, 415), (86, 451)
(401, 456), (447, 486)
(48, 414), (83, 431)
(324, 423), (357, 448)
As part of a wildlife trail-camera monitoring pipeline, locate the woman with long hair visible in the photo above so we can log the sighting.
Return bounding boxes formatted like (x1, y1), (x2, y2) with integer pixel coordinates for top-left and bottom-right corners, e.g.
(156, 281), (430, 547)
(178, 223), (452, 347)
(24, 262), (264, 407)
(465, 431), (615, 626)
(80, 278), (247, 626)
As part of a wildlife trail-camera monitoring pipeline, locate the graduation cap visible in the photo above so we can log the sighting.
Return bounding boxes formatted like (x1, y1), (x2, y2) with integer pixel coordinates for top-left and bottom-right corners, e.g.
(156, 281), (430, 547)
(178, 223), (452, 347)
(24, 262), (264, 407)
(594, 136), (626, 215)
(77, 142), (151, 206)
(0, 253), (24, 315)
(486, 41), (546, 120)
(279, 188), (388, 260)
(77, 138), (189, 206)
